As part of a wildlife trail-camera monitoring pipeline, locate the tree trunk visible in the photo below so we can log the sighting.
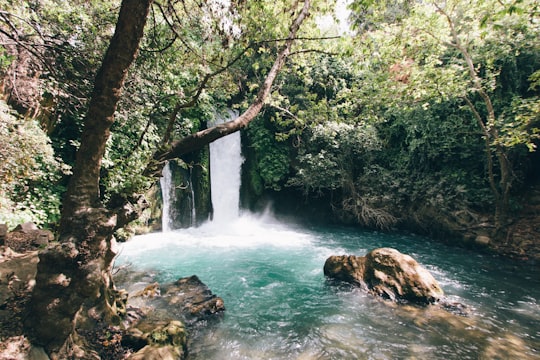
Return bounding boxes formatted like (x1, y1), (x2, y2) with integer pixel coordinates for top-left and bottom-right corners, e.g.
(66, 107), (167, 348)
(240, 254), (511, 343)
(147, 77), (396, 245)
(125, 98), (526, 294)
(440, 5), (513, 231)
(25, 0), (153, 356)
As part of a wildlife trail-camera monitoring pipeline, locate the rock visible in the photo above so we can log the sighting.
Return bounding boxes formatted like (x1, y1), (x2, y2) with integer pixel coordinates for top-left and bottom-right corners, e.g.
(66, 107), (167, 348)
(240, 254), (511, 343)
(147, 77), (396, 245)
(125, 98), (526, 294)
(0, 224), (7, 245)
(482, 332), (536, 359)
(133, 282), (161, 298)
(28, 345), (50, 360)
(0, 250), (39, 305)
(117, 274), (224, 359)
(5, 224), (53, 252)
(164, 275), (225, 322)
(365, 248), (444, 303)
(122, 274), (225, 324)
(122, 327), (147, 351)
(13, 222), (39, 232)
(324, 248), (444, 304)
(128, 344), (183, 360)
(323, 255), (367, 287)
(475, 235), (491, 246)
(126, 320), (187, 360)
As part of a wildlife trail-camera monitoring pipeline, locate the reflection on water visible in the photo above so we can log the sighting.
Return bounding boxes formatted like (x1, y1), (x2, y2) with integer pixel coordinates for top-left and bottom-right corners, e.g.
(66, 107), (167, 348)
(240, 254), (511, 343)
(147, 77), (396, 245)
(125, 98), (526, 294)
(114, 215), (540, 359)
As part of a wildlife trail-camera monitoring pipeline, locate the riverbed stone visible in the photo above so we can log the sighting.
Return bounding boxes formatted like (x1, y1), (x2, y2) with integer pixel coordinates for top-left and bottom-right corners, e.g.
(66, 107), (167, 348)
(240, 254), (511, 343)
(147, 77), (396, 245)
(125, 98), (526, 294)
(128, 344), (183, 360)
(475, 235), (491, 246)
(324, 248), (444, 304)
(164, 275), (225, 322)
(125, 319), (187, 359)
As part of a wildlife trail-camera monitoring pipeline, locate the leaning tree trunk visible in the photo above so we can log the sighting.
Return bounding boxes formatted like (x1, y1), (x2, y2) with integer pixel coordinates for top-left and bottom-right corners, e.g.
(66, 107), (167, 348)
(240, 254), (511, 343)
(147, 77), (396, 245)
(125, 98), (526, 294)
(25, 0), (153, 356)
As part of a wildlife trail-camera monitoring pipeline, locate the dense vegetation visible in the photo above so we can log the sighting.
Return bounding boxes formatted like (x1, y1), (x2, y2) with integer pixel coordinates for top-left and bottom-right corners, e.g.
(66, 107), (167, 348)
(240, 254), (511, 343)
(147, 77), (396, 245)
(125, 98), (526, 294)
(245, 0), (540, 241)
(1, 1), (538, 244)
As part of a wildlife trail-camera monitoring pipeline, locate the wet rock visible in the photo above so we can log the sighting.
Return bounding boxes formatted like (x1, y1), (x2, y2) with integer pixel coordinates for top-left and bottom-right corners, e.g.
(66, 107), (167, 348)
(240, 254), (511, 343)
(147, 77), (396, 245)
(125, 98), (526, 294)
(133, 282), (161, 298)
(482, 332), (537, 359)
(323, 255), (367, 287)
(163, 275), (225, 322)
(475, 235), (491, 246)
(117, 273), (224, 359)
(128, 344), (183, 360)
(127, 320), (187, 360)
(324, 248), (443, 304)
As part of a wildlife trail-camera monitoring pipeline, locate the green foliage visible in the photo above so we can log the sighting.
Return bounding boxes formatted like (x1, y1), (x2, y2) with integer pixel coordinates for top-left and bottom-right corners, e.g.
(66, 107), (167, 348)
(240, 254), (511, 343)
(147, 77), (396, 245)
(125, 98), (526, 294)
(0, 101), (69, 228)
(245, 117), (290, 191)
(1, 0), (123, 167)
(498, 96), (540, 151)
(243, 0), (539, 228)
(343, 0), (540, 220)
(289, 121), (380, 193)
(1, 0), (537, 232)
(349, 0), (414, 32)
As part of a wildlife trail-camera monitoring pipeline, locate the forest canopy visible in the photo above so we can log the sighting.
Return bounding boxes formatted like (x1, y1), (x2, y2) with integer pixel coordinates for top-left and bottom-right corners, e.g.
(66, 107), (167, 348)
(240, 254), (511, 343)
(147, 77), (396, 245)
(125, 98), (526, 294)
(0, 0), (538, 232)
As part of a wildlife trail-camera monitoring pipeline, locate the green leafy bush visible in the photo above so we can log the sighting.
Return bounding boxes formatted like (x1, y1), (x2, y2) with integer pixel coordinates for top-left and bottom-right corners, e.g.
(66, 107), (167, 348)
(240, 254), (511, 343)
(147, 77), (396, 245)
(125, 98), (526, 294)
(0, 100), (69, 228)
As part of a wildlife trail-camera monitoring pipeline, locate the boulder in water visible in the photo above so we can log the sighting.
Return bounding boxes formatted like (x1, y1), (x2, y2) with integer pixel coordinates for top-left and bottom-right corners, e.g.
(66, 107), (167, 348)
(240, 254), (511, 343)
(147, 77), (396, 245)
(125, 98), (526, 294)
(164, 275), (225, 322)
(324, 247), (443, 304)
(126, 320), (187, 360)
(322, 254), (367, 287)
(120, 275), (224, 359)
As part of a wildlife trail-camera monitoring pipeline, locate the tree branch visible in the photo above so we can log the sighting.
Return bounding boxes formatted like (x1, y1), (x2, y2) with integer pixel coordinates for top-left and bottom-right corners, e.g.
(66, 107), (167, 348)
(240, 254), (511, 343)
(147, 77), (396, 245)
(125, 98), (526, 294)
(144, 0), (312, 177)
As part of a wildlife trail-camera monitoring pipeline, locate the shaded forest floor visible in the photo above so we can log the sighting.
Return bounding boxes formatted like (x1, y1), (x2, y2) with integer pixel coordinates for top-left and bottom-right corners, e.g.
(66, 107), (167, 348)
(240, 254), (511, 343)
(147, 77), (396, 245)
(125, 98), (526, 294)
(0, 248), (37, 359)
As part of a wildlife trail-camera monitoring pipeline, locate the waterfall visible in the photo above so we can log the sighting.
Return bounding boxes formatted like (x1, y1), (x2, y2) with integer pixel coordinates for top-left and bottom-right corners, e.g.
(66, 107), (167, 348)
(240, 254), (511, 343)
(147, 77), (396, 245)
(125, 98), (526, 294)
(209, 109), (244, 223)
(189, 166), (196, 226)
(160, 161), (173, 232)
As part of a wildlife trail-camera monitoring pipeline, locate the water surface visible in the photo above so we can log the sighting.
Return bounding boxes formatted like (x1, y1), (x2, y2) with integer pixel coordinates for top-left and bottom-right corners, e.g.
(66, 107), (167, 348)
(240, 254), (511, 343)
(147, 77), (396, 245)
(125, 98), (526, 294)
(114, 215), (540, 359)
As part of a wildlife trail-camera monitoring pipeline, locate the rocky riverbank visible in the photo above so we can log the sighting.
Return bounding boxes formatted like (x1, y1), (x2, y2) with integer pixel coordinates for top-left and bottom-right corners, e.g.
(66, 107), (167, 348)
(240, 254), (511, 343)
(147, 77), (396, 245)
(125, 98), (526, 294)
(0, 223), (225, 360)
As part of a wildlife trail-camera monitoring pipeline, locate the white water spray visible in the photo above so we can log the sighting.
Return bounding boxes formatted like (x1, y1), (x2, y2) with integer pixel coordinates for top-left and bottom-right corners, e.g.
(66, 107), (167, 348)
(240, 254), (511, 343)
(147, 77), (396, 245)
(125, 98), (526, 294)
(209, 109), (244, 223)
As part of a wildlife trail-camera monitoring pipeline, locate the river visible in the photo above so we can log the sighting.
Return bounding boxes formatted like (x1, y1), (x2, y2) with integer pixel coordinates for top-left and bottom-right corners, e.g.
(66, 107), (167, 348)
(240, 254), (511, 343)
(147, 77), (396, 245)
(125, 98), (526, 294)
(114, 215), (539, 359)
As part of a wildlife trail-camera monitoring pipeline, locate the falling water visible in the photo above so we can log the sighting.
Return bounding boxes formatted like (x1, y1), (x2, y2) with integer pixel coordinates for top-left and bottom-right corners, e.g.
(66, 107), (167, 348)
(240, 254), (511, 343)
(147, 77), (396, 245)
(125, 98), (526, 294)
(160, 161), (173, 232)
(188, 166), (196, 226)
(209, 109), (243, 223)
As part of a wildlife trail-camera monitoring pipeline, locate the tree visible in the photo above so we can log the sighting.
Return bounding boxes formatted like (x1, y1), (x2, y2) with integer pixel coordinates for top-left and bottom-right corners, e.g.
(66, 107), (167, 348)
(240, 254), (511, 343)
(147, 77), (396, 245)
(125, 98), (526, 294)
(26, 1), (153, 355)
(411, 0), (539, 229)
(145, 0), (313, 175)
(24, 0), (313, 356)
(349, 0), (540, 231)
